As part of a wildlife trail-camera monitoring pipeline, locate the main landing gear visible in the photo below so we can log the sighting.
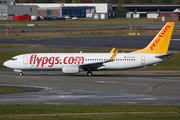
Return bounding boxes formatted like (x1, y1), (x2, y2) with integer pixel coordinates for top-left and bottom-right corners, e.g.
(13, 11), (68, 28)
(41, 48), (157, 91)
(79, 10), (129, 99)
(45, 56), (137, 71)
(87, 71), (93, 76)
(19, 72), (23, 76)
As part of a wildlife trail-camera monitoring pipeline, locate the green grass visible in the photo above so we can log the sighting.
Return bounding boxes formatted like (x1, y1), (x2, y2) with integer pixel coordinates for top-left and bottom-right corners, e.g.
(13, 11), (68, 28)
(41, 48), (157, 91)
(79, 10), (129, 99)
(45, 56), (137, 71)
(0, 49), (180, 70)
(0, 105), (179, 114)
(0, 113), (180, 120)
(0, 25), (119, 29)
(0, 43), (43, 48)
(0, 31), (159, 40)
(0, 105), (179, 120)
(1, 18), (180, 39)
(0, 87), (37, 94)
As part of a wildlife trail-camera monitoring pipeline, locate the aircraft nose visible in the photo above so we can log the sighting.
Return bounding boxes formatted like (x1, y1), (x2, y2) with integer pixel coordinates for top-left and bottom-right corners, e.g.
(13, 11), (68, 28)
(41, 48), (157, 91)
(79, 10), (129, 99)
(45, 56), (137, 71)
(3, 61), (10, 68)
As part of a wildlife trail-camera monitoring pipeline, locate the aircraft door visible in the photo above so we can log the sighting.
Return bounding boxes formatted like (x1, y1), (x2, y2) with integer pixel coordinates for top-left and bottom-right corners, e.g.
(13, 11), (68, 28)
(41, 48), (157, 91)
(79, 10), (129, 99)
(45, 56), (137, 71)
(141, 55), (145, 64)
(23, 55), (28, 65)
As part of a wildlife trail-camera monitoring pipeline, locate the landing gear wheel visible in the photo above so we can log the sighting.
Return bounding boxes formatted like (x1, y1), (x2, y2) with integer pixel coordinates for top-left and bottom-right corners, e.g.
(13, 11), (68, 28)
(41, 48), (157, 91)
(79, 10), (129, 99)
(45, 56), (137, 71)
(19, 72), (23, 76)
(87, 71), (92, 76)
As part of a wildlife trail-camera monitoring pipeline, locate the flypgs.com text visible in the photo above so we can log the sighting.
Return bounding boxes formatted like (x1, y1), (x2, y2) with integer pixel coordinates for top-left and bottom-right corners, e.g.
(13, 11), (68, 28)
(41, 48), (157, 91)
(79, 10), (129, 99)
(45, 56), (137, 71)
(29, 55), (84, 67)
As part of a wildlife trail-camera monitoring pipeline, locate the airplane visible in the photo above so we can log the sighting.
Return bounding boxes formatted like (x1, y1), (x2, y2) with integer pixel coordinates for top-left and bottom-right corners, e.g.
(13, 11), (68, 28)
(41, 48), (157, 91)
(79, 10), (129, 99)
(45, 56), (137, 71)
(3, 22), (174, 76)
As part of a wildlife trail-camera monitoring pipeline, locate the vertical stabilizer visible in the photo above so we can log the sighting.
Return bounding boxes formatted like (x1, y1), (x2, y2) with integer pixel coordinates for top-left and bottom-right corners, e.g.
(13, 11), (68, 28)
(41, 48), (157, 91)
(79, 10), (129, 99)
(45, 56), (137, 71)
(131, 22), (174, 54)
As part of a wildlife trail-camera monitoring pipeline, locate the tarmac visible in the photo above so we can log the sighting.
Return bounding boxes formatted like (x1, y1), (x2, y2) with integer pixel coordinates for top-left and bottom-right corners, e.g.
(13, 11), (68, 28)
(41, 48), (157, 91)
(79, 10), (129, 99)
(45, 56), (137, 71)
(0, 34), (180, 105)
(0, 70), (180, 105)
(0, 35), (180, 51)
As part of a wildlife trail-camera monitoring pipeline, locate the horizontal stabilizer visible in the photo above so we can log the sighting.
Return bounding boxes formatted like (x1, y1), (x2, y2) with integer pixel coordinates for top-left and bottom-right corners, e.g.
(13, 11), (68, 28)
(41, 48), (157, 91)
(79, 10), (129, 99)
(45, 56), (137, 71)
(155, 52), (174, 58)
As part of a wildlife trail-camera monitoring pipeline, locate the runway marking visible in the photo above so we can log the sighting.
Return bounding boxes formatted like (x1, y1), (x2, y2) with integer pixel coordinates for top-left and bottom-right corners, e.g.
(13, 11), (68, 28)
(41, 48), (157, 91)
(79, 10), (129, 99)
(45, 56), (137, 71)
(141, 85), (153, 93)
(123, 102), (137, 104)
(95, 81), (148, 85)
(95, 81), (106, 83)
(27, 95), (96, 98)
(94, 80), (153, 93)
(137, 98), (157, 100)
(128, 77), (164, 81)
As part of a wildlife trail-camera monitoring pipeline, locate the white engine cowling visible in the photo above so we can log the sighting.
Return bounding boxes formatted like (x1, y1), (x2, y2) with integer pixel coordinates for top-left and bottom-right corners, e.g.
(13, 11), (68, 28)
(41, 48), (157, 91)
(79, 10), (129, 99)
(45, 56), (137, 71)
(62, 65), (79, 74)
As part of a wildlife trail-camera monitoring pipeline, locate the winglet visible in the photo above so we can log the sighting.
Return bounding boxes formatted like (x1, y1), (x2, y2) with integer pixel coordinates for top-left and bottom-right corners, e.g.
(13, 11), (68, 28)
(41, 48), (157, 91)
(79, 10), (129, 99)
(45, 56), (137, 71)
(108, 50), (118, 62)
(110, 48), (115, 53)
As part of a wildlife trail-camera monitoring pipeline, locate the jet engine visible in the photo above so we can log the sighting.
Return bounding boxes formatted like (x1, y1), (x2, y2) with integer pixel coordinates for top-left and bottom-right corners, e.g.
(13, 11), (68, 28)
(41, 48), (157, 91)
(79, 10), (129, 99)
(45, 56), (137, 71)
(62, 65), (79, 74)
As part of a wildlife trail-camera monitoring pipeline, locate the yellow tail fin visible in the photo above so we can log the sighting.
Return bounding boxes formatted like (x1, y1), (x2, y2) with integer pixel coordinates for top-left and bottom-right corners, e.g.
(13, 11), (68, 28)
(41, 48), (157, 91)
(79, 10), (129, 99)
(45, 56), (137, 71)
(131, 22), (174, 54)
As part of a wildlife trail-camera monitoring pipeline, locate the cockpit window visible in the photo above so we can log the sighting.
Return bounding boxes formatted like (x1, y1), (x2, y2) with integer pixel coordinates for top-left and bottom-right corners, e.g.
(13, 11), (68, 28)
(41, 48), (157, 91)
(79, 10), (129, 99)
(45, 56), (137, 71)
(10, 58), (17, 61)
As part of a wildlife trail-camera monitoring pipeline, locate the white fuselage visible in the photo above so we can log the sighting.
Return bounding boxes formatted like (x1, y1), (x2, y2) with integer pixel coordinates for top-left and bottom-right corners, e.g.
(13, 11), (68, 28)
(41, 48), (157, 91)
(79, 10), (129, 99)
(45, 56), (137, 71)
(3, 53), (167, 71)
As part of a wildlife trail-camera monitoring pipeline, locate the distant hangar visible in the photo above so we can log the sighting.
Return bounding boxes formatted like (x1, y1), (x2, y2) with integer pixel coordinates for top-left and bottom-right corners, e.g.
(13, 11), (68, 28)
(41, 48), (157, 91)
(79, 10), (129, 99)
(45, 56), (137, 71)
(0, 0), (114, 20)
(119, 5), (180, 20)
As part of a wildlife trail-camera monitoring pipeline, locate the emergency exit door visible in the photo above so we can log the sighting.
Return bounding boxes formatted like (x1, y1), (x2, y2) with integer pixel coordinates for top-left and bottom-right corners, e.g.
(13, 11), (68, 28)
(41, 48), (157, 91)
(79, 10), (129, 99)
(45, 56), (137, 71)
(23, 55), (28, 65)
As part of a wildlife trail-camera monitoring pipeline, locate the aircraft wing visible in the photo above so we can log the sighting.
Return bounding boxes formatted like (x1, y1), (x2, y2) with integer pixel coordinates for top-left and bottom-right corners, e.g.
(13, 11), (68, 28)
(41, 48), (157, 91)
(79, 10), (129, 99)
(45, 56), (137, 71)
(155, 52), (174, 58)
(80, 50), (118, 69)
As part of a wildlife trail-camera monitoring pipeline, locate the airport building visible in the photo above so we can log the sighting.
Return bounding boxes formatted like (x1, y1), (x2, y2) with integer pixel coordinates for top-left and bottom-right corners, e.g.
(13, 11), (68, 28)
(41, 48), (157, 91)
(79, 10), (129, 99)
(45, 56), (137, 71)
(120, 5), (180, 20)
(18, 3), (113, 19)
(0, 1), (113, 20)
(0, 0), (38, 20)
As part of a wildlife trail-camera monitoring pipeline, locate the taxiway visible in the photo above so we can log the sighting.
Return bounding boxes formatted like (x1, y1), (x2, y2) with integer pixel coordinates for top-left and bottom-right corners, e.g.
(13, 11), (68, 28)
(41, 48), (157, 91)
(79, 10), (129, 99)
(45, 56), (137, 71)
(0, 70), (180, 105)
(0, 35), (180, 51)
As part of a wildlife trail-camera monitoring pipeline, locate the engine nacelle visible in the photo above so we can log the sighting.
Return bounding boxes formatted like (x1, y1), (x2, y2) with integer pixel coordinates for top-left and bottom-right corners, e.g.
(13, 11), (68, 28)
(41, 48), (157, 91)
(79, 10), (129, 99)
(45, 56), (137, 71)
(62, 65), (79, 74)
